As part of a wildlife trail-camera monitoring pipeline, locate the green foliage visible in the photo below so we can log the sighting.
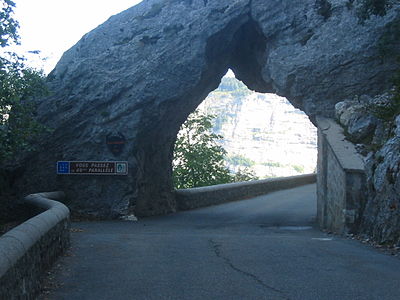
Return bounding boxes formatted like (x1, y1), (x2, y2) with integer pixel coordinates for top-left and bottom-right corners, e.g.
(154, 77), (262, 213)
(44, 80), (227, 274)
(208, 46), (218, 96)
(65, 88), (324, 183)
(232, 167), (258, 182)
(173, 111), (260, 189)
(173, 111), (233, 189)
(0, 0), (19, 47)
(262, 161), (284, 168)
(292, 165), (305, 173)
(0, 0), (48, 164)
(226, 154), (255, 168)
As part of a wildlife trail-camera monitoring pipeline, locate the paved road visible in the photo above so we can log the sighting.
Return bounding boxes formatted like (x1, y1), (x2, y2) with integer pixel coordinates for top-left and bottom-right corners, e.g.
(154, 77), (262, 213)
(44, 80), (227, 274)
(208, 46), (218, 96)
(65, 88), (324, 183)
(41, 184), (400, 300)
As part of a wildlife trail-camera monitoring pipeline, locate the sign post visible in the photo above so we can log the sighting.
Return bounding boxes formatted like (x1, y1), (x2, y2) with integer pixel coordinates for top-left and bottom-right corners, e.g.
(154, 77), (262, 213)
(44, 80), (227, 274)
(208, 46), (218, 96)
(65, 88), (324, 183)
(57, 161), (128, 175)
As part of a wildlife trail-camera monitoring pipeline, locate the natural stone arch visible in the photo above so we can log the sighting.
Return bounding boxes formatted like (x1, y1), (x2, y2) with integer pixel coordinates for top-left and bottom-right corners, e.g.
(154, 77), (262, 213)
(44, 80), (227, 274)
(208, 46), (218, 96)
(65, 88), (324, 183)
(21, 0), (397, 218)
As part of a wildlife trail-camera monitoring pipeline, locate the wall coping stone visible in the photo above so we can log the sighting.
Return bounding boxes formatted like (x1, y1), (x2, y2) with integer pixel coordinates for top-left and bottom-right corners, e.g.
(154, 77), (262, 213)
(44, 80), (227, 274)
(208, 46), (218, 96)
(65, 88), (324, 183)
(316, 116), (365, 172)
(0, 191), (70, 300)
(176, 174), (316, 210)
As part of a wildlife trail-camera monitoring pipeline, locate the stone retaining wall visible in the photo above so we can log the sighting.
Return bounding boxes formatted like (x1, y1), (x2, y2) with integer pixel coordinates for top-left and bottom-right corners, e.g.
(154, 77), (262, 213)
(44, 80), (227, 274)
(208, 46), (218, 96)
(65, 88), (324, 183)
(316, 117), (366, 234)
(0, 192), (70, 300)
(176, 174), (316, 211)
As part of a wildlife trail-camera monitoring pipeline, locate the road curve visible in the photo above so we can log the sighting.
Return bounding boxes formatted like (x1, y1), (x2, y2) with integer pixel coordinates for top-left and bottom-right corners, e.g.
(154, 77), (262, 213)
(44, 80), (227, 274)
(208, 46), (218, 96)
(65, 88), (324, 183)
(39, 184), (400, 300)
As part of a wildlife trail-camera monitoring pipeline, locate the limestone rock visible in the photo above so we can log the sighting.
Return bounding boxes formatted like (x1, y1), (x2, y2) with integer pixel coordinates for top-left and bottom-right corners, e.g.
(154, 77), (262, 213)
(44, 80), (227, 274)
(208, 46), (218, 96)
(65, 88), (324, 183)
(335, 100), (366, 126)
(347, 115), (378, 143)
(18, 0), (400, 218)
(395, 115), (400, 137)
(335, 99), (379, 143)
(334, 92), (400, 245)
(198, 79), (318, 178)
(363, 135), (400, 245)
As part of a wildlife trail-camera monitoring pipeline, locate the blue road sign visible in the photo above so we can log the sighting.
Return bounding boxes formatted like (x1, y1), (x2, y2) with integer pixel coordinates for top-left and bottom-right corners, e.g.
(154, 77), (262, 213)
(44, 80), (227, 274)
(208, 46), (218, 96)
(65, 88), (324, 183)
(56, 161), (128, 175)
(57, 161), (70, 174)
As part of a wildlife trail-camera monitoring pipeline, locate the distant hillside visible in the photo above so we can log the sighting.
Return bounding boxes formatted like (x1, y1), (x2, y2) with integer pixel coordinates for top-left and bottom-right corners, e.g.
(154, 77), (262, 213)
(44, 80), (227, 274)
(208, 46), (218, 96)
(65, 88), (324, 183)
(197, 76), (317, 178)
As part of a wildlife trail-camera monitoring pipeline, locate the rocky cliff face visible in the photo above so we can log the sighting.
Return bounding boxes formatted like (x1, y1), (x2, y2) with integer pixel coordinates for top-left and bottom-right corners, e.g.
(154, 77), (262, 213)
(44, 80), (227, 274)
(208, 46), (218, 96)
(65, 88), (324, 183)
(335, 95), (400, 246)
(17, 0), (399, 220)
(198, 76), (317, 178)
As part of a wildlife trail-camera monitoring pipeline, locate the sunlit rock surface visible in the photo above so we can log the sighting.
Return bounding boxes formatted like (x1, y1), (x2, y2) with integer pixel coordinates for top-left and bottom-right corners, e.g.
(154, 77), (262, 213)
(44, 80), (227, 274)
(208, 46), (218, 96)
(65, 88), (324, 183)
(198, 77), (317, 178)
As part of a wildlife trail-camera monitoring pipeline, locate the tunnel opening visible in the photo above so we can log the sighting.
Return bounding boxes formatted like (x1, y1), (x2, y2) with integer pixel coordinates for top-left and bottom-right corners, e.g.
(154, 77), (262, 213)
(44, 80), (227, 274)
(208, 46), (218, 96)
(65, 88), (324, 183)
(132, 15), (318, 217)
(132, 17), (317, 217)
(15, 0), (394, 242)
(172, 70), (317, 190)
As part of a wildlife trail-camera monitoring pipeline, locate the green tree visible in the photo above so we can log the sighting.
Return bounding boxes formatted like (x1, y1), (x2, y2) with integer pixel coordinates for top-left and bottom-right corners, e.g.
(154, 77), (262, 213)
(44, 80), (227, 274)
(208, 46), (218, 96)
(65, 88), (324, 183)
(0, 0), (19, 47)
(226, 154), (255, 168)
(232, 167), (258, 182)
(1, 0), (49, 225)
(0, 0), (48, 164)
(173, 111), (233, 189)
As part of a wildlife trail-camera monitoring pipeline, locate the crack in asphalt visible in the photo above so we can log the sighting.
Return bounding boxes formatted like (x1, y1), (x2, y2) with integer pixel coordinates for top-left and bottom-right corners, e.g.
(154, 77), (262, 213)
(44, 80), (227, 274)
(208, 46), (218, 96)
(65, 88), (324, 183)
(209, 239), (291, 300)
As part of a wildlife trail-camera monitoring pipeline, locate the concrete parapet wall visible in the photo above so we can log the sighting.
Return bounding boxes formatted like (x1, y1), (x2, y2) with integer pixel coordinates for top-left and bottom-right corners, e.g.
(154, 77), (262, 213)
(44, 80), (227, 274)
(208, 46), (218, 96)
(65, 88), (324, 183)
(175, 174), (316, 211)
(0, 192), (70, 300)
(316, 117), (366, 234)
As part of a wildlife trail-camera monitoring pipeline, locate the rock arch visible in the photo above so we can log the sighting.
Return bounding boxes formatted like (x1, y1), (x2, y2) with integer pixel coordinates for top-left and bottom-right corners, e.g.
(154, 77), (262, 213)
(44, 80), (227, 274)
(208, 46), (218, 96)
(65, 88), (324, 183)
(23, 0), (397, 218)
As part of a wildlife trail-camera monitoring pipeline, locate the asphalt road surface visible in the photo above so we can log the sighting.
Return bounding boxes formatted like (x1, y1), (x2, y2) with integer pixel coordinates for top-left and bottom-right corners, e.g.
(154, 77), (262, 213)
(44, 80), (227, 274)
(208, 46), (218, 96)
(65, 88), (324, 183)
(40, 184), (400, 300)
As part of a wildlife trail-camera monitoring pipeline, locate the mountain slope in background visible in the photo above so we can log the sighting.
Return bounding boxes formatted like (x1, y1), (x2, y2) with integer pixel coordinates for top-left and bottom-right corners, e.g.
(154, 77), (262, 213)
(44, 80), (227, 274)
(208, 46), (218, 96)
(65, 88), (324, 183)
(197, 76), (317, 178)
